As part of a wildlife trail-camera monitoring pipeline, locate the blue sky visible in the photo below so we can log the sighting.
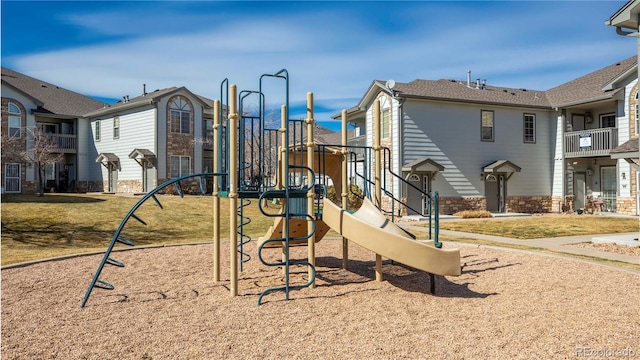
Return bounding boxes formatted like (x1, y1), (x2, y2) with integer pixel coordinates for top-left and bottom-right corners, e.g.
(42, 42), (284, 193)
(1, 1), (636, 130)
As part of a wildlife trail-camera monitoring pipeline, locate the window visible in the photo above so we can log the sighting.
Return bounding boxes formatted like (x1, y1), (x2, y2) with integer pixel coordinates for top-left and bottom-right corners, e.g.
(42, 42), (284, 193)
(381, 108), (390, 138)
(170, 97), (191, 134)
(523, 113), (536, 143)
(113, 117), (120, 139)
(4, 163), (21, 193)
(601, 113), (615, 128)
(481, 110), (494, 141)
(635, 91), (640, 135)
(170, 156), (191, 178)
(8, 102), (21, 138)
(95, 120), (101, 141)
(205, 119), (213, 143)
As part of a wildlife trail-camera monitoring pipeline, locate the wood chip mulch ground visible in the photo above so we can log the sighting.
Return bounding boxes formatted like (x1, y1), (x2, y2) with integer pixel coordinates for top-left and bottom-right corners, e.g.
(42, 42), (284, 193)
(2, 239), (639, 359)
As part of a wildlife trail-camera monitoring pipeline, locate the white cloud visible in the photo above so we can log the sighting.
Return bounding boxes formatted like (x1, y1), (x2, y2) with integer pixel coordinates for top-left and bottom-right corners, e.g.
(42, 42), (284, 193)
(9, 0), (636, 125)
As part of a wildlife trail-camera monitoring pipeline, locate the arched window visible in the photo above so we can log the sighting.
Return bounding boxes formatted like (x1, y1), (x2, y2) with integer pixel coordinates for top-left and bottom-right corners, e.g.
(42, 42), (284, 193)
(169, 96), (191, 134)
(7, 102), (21, 138)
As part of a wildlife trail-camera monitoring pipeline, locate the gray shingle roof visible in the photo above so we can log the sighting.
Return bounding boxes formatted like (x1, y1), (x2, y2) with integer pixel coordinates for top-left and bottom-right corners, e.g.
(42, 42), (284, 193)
(390, 79), (550, 108)
(363, 57), (638, 112)
(610, 136), (639, 154)
(545, 56), (636, 107)
(85, 86), (213, 118)
(1, 67), (106, 117)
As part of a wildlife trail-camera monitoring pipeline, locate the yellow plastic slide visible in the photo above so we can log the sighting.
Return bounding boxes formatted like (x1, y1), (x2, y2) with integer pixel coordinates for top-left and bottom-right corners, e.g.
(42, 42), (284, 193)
(322, 198), (461, 276)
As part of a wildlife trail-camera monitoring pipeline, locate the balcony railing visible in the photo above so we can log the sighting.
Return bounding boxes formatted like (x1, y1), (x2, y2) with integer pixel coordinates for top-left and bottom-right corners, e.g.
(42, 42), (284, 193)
(46, 134), (77, 153)
(564, 128), (618, 158)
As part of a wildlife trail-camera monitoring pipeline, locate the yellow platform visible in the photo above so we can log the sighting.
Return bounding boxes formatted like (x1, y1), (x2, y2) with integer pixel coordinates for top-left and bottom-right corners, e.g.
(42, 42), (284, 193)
(258, 217), (330, 249)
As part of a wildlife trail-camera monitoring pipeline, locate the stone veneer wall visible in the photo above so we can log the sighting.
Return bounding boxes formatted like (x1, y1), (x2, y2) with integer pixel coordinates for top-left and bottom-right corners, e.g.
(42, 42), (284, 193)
(616, 197), (636, 215)
(75, 181), (109, 193)
(115, 180), (144, 194)
(438, 197), (486, 214)
(413, 195), (557, 215)
(505, 196), (554, 213)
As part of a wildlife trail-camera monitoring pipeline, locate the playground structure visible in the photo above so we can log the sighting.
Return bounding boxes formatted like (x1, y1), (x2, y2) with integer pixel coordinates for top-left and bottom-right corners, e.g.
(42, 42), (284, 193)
(81, 69), (461, 308)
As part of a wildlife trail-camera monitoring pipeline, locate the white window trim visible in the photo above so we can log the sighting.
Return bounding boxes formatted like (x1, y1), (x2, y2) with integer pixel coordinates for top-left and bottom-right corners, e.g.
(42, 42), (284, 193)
(113, 117), (120, 139)
(170, 155), (191, 178)
(95, 120), (101, 141)
(170, 97), (192, 134)
(381, 108), (390, 138)
(635, 91), (639, 135)
(481, 110), (495, 142)
(523, 113), (536, 143)
(8, 102), (21, 138)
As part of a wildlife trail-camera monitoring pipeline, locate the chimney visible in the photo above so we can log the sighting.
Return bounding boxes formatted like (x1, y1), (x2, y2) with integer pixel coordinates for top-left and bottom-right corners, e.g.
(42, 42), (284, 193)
(476, 78), (480, 89)
(481, 79), (487, 90)
(143, 84), (147, 96)
(467, 70), (471, 88)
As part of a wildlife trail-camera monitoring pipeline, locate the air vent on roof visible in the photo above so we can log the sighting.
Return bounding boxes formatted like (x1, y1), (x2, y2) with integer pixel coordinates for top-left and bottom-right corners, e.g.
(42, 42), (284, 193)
(40, 84), (47, 88)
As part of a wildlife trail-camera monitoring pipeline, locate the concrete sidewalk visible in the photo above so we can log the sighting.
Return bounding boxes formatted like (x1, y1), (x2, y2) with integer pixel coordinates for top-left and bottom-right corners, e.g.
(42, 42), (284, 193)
(399, 222), (639, 267)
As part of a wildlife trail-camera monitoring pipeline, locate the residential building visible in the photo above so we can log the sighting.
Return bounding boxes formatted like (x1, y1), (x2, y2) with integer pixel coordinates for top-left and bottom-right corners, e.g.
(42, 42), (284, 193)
(338, 57), (639, 215)
(1, 67), (215, 195)
(1, 67), (106, 193)
(84, 87), (214, 193)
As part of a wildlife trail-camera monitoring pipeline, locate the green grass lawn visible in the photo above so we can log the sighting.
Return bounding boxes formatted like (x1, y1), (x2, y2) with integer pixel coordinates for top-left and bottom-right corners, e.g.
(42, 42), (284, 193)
(436, 216), (638, 239)
(2, 193), (638, 266)
(1, 193), (280, 265)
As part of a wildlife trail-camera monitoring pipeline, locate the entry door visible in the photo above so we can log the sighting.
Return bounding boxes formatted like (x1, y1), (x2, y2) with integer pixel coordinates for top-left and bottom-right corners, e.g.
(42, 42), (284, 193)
(108, 163), (118, 192)
(601, 167), (617, 212)
(485, 174), (499, 212)
(4, 163), (21, 193)
(571, 115), (585, 131)
(142, 161), (156, 192)
(485, 174), (506, 213)
(574, 173), (586, 210)
(422, 174), (432, 215)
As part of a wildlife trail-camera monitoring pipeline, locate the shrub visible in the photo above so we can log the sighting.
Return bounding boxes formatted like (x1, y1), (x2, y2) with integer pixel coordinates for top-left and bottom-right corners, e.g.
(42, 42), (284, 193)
(326, 184), (363, 210)
(453, 210), (493, 218)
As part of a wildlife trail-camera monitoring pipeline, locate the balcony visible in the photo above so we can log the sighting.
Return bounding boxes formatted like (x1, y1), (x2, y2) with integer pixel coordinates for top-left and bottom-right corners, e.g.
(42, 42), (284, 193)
(564, 128), (618, 158)
(46, 134), (77, 153)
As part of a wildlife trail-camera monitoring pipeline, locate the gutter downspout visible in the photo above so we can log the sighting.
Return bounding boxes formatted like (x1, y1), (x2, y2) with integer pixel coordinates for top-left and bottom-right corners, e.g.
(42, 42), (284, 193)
(395, 95), (404, 204)
(612, 14), (640, 216)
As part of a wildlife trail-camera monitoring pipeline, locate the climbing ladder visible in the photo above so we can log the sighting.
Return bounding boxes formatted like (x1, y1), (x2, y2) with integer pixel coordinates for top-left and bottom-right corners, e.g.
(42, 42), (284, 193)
(81, 172), (224, 308)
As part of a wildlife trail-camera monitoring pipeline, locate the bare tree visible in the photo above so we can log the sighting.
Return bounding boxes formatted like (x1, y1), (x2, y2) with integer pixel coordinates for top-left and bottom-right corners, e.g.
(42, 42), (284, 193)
(22, 127), (64, 196)
(0, 129), (24, 163)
